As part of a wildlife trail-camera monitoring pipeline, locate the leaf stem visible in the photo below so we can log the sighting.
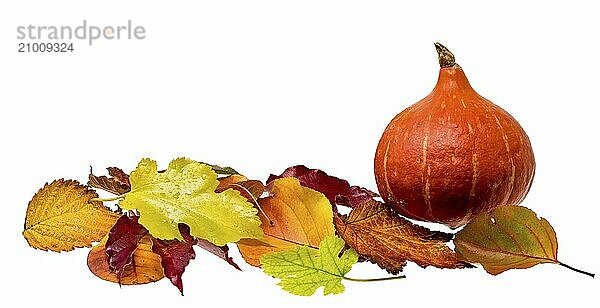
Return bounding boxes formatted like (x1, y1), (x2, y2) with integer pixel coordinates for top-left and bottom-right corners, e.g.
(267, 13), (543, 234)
(343, 275), (406, 282)
(558, 261), (595, 278)
(90, 195), (125, 203)
(230, 183), (274, 225)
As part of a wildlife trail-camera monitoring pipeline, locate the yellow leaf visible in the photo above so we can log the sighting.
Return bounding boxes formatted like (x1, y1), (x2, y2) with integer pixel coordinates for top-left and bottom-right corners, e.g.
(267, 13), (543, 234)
(23, 179), (120, 252)
(119, 158), (263, 245)
(237, 178), (335, 266)
(87, 234), (164, 285)
(454, 205), (557, 275)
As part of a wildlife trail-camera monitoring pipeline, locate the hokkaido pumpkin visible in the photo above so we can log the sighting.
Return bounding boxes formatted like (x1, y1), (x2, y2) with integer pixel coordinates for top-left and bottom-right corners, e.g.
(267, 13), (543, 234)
(374, 43), (535, 228)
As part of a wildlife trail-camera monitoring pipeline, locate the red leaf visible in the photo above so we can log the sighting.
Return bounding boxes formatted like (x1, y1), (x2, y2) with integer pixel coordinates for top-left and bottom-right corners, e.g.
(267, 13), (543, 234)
(105, 215), (149, 284)
(267, 165), (378, 208)
(334, 185), (379, 207)
(196, 239), (241, 271)
(152, 224), (197, 295)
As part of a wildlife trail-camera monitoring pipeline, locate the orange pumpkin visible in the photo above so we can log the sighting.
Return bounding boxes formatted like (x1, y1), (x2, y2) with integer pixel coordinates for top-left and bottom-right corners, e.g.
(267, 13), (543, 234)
(374, 43), (535, 228)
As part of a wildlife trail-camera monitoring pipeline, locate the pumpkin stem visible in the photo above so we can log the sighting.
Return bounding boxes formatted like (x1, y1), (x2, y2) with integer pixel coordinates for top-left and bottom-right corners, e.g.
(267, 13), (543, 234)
(434, 42), (456, 68)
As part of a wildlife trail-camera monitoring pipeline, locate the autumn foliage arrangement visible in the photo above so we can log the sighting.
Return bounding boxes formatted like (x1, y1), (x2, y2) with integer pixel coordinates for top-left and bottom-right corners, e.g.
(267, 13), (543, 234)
(22, 44), (593, 296)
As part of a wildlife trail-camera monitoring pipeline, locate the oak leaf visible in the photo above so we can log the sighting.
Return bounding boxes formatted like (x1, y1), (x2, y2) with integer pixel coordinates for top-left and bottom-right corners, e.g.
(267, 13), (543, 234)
(88, 167), (131, 195)
(454, 205), (569, 275)
(334, 200), (471, 274)
(23, 179), (120, 252)
(88, 234), (164, 285)
(237, 178), (335, 266)
(119, 158), (263, 245)
(105, 215), (149, 283)
(261, 235), (358, 296)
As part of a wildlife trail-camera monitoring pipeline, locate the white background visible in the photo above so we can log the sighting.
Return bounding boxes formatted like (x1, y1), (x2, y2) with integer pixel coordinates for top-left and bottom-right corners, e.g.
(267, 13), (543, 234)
(1, 0), (598, 306)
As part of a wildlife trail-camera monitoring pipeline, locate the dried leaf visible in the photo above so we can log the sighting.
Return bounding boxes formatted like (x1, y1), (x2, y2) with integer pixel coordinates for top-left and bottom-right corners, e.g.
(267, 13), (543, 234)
(23, 179), (119, 252)
(119, 158), (263, 245)
(105, 215), (149, 283)
(261, 236), (358, 296)
(152, 224), (197, 295)
(237, 178), (335, 266)
(88, 167), (131, 195)
(267, 165), (378, 207)
(107, 167), (130, 186)
(88, 234), (164, 285)
(454, 205), (560, 275)
(196, 239), (241, 271)
(334, 200), (471, 274)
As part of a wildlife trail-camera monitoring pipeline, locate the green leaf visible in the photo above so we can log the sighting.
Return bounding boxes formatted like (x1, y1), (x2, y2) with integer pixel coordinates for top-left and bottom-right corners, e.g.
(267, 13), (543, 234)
(454, 205), (557, 275)
(119, 158), (263, 245)
(199, 162), (239, 176)
(260, 236), (358, 296)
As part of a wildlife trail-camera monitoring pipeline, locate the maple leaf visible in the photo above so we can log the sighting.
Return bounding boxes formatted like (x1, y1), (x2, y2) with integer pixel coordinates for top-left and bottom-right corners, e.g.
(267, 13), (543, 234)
(261, 236), (358, 296)
(105, 215), (149, 284)
(267, 165), (378, 208)
(88, 167), (131, 195)
(334, 200), (471, 274)
(88, 234), (164, 285)
(237, 178), (335, 266)
(152, 224), (197, 295)
(454, 206), (594, 277)
(118, 158), (263, 245)
(23, 179), (120, 252)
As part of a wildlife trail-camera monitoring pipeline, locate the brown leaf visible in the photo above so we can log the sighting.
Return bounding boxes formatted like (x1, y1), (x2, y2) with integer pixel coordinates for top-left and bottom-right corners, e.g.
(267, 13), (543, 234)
(23, 179), (120, 252)
(88, 167), (131, 195)
(87, 234), (164, 285)
(334, 200), (471, 274)
(107, 167), (130, 187)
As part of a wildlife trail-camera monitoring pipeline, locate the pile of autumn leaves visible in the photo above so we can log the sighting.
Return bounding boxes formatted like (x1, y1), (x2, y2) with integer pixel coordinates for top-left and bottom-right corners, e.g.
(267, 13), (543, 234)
(22, 158), (575, 296)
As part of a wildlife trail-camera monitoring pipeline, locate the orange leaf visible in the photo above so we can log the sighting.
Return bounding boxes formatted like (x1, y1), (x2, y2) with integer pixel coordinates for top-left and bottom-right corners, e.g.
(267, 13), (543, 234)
(334, 200), (471, 274)
(87, 234), (164, 285)
(236, 178), (335, 266)
(216, 174), (249, 190)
